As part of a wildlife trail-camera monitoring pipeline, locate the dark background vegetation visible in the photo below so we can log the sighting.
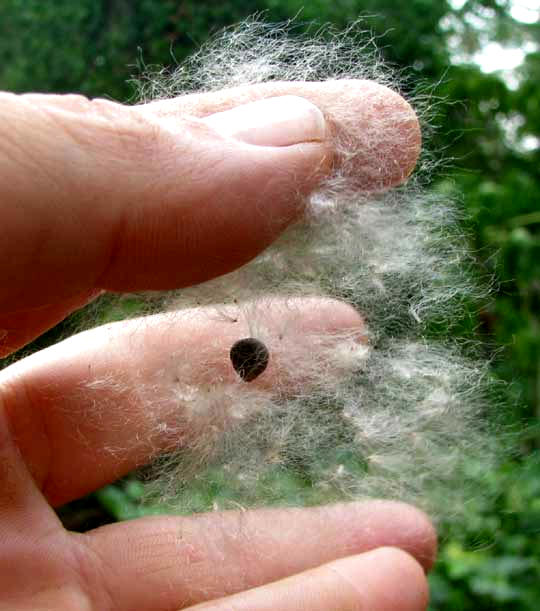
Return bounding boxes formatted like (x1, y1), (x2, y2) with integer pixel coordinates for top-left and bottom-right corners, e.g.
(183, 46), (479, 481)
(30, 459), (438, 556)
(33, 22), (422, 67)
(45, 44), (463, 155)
(1, 0), (539, 608)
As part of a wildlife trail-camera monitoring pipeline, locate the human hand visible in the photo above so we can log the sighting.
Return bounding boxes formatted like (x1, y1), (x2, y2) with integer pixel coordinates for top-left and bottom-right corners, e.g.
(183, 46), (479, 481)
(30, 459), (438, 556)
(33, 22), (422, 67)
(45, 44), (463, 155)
(0, 82), (435, 610)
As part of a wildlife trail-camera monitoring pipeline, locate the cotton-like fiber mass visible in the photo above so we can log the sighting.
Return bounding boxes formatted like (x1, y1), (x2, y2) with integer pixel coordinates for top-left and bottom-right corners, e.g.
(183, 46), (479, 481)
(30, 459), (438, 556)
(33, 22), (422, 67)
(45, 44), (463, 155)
(81, 20), (502, 522)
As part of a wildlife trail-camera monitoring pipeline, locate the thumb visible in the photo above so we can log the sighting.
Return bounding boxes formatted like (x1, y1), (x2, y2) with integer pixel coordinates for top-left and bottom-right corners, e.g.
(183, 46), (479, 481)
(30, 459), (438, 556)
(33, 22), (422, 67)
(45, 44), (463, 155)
(0, 92), (329, 313)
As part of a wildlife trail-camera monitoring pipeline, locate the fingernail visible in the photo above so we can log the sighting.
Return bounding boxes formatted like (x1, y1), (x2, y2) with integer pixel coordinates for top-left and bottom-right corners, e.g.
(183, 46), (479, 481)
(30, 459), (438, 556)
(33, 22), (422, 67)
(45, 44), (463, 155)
(203, 95), (326, 147)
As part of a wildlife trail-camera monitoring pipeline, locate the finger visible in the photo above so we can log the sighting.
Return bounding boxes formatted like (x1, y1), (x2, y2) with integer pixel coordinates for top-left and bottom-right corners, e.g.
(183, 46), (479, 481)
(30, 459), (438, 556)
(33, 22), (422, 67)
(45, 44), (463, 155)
(187, 548), (428, 611)
(0, 297), (365, 506)
(142, 79), (422, 191)
(80, 502), (435, 611)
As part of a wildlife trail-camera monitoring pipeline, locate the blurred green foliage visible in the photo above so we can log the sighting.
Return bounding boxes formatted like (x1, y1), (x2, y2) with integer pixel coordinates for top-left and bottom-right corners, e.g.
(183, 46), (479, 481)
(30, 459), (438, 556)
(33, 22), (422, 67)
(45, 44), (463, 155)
(1, 0), (539, 607)
(431, 455), (540, 609)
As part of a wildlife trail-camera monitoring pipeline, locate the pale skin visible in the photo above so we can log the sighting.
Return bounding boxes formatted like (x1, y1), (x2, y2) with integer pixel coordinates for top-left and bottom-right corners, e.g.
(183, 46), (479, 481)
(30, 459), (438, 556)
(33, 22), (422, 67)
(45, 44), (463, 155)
(0, 80), (436, 610)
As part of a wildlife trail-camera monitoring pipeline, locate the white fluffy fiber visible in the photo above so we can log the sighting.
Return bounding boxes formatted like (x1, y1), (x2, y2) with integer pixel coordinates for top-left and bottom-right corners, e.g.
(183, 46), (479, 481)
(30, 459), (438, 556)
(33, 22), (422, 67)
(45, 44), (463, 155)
(121, 20), (501, 522)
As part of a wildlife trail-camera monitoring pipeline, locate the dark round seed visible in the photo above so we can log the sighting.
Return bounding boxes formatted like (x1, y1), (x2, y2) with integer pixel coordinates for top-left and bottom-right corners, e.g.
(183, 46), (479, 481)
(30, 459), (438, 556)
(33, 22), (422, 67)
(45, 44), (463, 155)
(230, 337), (270, 382)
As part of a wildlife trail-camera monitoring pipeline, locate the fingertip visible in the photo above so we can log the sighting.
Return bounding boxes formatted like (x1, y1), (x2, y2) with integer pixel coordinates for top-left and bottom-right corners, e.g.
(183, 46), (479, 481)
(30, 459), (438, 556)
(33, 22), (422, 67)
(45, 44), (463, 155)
(271, 296), (365, 337)
(325, 500), (437, 572)
(321, 79), (421, 190)
(334, 547), (429, 610)
(380, 502), (438, 572)
(361, 81), (422, 182)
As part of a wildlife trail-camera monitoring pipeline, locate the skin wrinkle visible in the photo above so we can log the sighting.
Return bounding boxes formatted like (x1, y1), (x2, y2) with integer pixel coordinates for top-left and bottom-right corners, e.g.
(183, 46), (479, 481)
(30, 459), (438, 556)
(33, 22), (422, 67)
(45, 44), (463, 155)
(0, 94), (55, 179)
(44, 99), (152, 165)
(0, 382), (51, 502)
(73, 534), (121, 611)
(325, 565), (365, 610)
(93, 197), (129, 301)
(89, 522), (206, 609)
